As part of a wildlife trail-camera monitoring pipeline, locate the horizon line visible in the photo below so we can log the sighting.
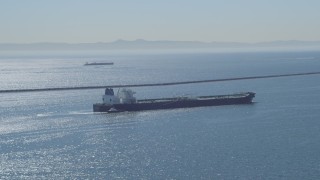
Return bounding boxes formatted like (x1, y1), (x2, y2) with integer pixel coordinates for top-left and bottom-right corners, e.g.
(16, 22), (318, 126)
(2, 39), (320, 45)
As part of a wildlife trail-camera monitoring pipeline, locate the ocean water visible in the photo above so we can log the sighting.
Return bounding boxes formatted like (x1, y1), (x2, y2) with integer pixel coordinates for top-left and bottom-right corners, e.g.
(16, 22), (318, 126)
(1, 50), (320, 179)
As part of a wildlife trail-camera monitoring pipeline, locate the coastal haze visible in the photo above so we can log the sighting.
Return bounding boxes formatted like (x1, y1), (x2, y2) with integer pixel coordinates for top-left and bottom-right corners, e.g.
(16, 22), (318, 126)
(1, 0), (320, 179)
(2, 40), (320, 51)
(1, 0), (320, 43)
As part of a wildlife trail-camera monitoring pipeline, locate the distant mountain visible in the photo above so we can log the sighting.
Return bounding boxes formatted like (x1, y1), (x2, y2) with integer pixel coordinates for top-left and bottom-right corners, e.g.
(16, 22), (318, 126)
(1, 39), (320, 51)
(254, 40), (320, 47)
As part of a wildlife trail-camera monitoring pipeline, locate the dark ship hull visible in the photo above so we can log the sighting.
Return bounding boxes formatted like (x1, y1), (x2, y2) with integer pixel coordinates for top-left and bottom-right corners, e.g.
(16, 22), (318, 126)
(93, 92), (255, 112)
(84, 62), (114, 66)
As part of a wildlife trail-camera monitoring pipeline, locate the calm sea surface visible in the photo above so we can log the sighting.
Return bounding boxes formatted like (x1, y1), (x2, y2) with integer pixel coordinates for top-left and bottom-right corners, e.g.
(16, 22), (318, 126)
(1, 50), (320, 179)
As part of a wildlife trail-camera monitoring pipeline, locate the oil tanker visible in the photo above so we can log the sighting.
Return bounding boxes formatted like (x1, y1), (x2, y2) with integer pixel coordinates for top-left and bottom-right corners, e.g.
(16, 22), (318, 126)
(93, 88), (255, 113)
(84, 62), (114, 66)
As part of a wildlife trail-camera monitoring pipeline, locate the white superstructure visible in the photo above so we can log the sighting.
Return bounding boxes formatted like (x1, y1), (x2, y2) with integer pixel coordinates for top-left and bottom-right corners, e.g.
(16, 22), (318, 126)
(102, 88), (136, 105)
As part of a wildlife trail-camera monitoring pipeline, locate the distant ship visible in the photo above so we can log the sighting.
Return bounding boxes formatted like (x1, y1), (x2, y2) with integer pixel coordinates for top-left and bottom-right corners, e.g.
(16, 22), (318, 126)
(84, 62), (114, 66)
(93, 88), (255, 112)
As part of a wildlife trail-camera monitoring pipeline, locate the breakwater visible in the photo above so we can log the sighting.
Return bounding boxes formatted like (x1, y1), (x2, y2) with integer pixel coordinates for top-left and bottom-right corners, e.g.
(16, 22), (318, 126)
(1, 71), (320, 93)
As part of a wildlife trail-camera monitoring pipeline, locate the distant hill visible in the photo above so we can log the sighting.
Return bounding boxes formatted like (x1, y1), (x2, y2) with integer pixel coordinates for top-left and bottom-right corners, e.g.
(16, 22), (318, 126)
(1, 39), (320, 51)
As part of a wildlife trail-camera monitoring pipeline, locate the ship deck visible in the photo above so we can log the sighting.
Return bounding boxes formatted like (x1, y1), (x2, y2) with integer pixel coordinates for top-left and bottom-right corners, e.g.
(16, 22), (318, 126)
(137, 92), (252, 104)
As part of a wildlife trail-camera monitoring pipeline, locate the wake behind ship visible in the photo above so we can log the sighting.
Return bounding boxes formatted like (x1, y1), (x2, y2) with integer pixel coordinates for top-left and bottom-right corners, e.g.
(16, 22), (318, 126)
(93, 88), (255, 112)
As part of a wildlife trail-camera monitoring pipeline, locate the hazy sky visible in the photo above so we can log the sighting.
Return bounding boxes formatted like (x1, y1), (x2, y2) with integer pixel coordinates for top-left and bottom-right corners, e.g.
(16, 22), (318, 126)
(1, 0), (320, 43)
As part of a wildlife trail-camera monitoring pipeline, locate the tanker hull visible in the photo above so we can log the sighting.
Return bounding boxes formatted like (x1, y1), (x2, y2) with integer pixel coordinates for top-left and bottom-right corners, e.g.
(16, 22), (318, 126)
(93, 92), (255, 112)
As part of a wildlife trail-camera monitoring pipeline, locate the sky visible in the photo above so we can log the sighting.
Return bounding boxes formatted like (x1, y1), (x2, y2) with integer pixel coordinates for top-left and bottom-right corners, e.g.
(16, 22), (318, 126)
(1, 0), (320, 43)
